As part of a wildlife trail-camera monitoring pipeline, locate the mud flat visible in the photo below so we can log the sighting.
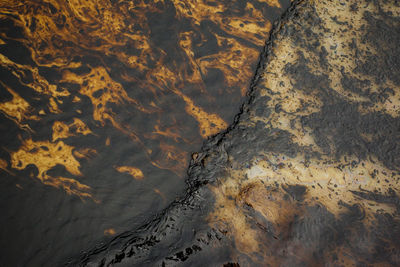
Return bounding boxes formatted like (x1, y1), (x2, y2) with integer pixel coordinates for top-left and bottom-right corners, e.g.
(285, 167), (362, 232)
(78, 0), (400, 265)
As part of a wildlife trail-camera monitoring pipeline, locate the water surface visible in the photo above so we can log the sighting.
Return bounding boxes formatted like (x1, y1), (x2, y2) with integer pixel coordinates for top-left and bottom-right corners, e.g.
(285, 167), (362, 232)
(0, 0), (290, 265)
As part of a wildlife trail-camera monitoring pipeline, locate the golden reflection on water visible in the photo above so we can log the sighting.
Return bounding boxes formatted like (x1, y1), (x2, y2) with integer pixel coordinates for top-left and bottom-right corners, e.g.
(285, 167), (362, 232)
(10, 138), (93, 198)
(115, 165), (144, 180)
(0, 0), (281, 199)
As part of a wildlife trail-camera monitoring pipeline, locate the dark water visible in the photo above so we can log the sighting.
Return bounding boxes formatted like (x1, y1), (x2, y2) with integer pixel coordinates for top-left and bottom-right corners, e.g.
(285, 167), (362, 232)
(0, 0), (290, 265)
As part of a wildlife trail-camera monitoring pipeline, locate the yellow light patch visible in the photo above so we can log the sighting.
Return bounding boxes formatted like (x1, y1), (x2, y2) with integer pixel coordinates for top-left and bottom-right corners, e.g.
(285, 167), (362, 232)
(115, 166), (144, 180)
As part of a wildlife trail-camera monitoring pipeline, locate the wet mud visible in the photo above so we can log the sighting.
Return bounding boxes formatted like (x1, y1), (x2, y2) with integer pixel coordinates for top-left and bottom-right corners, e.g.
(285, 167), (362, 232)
(77, 0), (400, 266)
(0, 0), (290, 265)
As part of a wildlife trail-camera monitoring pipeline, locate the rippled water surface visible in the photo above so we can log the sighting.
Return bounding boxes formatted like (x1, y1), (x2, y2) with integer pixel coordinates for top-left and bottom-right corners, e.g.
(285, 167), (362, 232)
(0, 0), (290, 265)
